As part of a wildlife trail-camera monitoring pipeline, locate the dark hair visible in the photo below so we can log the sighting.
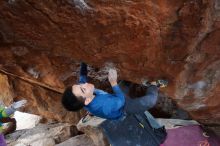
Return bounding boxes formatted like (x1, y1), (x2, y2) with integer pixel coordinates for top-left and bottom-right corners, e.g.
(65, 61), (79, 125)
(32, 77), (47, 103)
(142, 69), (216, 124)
(62, 86), (85, 111)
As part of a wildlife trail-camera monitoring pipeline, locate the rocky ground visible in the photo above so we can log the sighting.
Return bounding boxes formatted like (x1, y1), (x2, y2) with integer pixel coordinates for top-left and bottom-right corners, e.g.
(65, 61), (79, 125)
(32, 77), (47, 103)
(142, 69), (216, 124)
(5, 116), (219, 146)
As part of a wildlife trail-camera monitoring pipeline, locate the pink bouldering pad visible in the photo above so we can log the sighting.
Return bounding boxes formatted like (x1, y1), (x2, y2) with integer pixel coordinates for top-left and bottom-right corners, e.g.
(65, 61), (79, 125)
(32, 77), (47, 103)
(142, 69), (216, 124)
(162, 125), (220, 146)
(0, 134), (7, 146)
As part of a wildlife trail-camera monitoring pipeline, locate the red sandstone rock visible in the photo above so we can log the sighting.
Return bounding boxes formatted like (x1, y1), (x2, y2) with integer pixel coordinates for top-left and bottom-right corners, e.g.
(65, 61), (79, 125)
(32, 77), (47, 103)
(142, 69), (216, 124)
(0, 0), (219, 125)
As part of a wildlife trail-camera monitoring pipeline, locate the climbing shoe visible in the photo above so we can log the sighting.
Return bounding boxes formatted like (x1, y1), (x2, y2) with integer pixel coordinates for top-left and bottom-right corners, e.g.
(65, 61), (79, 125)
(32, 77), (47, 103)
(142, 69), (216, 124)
(155, 79), (168, 88)
(142, 79), (168, 88)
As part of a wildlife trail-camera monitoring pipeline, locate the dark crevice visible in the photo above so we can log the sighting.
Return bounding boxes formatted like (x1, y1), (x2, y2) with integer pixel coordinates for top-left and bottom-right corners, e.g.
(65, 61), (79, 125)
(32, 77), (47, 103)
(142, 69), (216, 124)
(167, 53), (189, 62)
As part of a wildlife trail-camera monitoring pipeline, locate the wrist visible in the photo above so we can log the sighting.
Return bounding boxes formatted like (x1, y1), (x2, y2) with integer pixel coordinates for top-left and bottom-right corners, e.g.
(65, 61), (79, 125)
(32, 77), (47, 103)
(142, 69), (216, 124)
(110, 81), (117, 86)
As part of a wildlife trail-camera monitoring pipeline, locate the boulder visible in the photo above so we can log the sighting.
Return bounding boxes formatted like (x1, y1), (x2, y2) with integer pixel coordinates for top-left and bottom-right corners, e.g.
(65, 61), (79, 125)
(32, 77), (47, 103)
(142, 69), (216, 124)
(6, 123), (78, 146)
(77, 115), (109, 146)
(56, 134), (95, 146)
(0, 0), (219, 126)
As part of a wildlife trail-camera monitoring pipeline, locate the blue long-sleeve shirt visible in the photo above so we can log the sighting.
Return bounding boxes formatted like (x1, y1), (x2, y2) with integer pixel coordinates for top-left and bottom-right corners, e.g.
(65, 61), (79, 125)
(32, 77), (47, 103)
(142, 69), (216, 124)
(79, 63), (125, 120)
(84, 86), (125, 120)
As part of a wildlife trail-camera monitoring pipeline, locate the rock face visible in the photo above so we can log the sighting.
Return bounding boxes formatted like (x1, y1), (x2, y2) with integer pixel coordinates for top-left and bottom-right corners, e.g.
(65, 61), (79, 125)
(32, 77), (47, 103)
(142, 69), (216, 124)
(6, 123), (79, 146)
(77, 115), (108, 146)
(56, 134), (95, 146)
(0, 0), (219, 125)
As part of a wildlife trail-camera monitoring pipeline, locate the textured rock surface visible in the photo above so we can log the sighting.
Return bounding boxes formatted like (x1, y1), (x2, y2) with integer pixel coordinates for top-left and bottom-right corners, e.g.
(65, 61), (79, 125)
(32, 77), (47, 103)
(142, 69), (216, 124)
(56, 134), (95, 146)
(0, 0), (219, 125)
(77, 115), (108, 146)
(6, 123), (79, 146)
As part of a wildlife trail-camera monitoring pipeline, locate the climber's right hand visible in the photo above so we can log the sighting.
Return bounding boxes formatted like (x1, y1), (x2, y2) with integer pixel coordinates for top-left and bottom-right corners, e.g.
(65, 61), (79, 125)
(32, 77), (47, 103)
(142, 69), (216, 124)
(108, 68), (118, 86)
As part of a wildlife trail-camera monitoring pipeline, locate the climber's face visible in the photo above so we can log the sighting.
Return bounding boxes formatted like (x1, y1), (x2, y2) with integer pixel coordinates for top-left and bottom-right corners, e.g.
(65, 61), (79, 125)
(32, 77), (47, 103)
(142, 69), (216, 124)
(72, 83), (95, 100)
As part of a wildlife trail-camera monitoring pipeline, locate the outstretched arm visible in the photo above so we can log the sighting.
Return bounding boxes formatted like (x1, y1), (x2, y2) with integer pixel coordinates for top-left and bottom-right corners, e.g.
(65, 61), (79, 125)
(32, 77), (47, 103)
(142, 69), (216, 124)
(108, 69), (125, 109)
(79, 62), (88, 84)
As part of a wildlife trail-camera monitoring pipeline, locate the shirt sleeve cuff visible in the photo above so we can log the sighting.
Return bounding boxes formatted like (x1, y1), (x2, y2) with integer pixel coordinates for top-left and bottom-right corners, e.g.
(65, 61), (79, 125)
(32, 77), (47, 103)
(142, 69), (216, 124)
(112, 85), (120, 91)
